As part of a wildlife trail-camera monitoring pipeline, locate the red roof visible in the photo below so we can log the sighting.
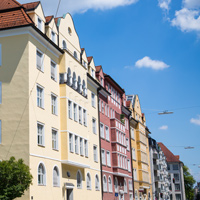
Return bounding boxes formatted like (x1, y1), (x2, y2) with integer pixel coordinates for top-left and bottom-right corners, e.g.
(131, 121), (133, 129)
(158, 142), (181, 163)
(95, 65), (102, 72)
(126, 101), (131, 107)
(0, 0), (22, 11)
(0, 8), (33, 30)
(87, 56), (93, 64)
(45, 15), (53, 24)
(22, 1), (40, 11)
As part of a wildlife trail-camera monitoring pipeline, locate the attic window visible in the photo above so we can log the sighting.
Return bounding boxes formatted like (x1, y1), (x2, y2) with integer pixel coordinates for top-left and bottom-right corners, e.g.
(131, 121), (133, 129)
(68, 27), (72, 35)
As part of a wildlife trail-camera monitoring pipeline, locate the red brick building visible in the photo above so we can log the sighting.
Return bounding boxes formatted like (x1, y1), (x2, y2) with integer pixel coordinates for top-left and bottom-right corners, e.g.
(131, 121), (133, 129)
(96, 65), (133, 200)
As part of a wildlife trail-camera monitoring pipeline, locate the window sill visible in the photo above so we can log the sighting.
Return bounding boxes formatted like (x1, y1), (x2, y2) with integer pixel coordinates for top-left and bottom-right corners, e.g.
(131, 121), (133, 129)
(37, 67), (44, 73)
(52, 148), (59, 151)
(51, 77), (57, 82)
(38, 184), (46, 186)
(52, 113), (58, 116)
(53, 185), (60, 187)
(38, 144), (45, 148)
(37, 106), (45, 110)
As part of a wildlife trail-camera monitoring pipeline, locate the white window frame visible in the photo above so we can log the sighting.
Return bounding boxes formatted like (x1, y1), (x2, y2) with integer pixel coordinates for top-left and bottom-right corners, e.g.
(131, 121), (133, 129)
(105, 126), (109, 141)
(38, 162), (46, 185)
(53, 166), (60, 187)
(92, 118), (96, 134)
(69, 133), (74, 153)
(132, 148), (136, 160)
(51, 60), (57, 81)
(95, 175), (100, 191)
(103, 175), (107, 192)
(85, 140), (88, 157)
(100, 123), (104, 138)
(124, 179), (127, 193)
(108, 176), (112, 192)
(131, 128), (134, 140)
(93, 145), (98, 162)
(101, 149), (106, 165)
(86, 172), (91, 190)
(36, 49), (44, 71)
(79, 106), (82, 124)
(128, 159), (131, 172)
(37, 122), (45, 146)
(126, 138), (130, 151)
(37, 17), (43, 31)
(51, 93), (57, 115)
(91, 92), (96, 108)
(107, 151), (111, 167)
(51, 31), (56, 43)
(129, 180), (133, 191)
(73, 103), (78, 121)
(80, 137), (84, 156)
(52, 128), (58, 150)
(75, 135), (79, 154)
(68, 100), (72, 119)
(37, 84), (44, 108)
(83, 109), (87, 126)
(77, 170), (82, 189)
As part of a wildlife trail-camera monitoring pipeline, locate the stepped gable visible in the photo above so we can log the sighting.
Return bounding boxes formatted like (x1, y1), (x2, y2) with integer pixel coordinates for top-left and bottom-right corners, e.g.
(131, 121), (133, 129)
(158, 142), (181, 163)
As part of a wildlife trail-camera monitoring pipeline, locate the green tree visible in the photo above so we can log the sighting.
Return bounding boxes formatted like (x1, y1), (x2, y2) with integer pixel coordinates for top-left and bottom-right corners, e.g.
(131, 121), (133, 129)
(183, 165), (196, 200)
(0, 157), (33, 200)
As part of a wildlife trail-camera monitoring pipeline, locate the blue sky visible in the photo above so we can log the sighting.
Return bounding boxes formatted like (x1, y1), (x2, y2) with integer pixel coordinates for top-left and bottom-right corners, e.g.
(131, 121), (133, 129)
(20, 0), (200, 182)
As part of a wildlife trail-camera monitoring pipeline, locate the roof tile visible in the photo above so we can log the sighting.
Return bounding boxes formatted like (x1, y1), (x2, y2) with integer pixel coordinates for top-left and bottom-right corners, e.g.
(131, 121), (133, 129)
(22, 1), (40, 11)
(0, 0), (22, 11)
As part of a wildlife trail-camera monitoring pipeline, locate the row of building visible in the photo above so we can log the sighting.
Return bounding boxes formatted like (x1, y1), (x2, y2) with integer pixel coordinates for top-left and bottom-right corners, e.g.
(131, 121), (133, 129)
(0, 0), (186, 200)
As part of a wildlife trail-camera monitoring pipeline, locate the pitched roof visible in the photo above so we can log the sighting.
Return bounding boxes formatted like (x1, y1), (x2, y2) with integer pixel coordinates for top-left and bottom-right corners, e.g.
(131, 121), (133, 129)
(126, 101), (131, 107)
(22, 1), (40, 11)
(95, 65), (102, 73)
(158, 142), (181, 163)
(87, 56), (93, 64)
(45, 15), (53, 25)
(0, 8), (33, 30)
(0, 0), (22, 11)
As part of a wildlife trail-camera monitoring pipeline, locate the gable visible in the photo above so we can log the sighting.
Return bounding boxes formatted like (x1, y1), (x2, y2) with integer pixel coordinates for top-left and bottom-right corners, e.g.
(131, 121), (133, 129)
(134, 95), (142, 116)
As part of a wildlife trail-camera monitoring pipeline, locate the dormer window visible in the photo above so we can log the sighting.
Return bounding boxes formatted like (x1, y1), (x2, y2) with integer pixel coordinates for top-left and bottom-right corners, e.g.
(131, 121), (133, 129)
(91, 69), (95, 78)
(68, 27), (72, 35)
(37, 17), (42, 31)
(51, 31), (56, 44)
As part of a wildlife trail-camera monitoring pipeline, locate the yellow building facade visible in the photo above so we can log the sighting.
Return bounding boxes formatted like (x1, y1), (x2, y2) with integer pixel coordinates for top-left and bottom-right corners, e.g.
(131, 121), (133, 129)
(126, 95), (152, 200)
(0, 1), (101, 200)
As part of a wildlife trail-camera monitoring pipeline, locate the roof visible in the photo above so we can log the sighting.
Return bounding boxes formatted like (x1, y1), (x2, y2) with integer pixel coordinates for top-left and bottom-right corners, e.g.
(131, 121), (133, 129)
(45, 15), (53, 25)
(158, 142), (181, 163)
(87, 56), (93, 65)
(0, 8), (33, 30)
(95, 65), (102, 73)
(22, 1), (40, 11)
(126, 101), (131, 107)
(0, 0), (22, 11)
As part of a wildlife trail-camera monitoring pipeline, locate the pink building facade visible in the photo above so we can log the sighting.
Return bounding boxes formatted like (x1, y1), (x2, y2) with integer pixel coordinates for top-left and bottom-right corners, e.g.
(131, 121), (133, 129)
(96, 66), (133, 200)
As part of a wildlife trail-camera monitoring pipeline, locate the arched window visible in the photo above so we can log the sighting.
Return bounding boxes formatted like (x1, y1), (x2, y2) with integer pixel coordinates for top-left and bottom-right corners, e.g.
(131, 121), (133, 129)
(62, 40), (67, 49)
(77, 76), (82, 93)
(135, 190), (138, 200)
(124, 179), (127, 193)
(73, 72), (77, 89)
(74, 51), (78, 60)
(103, 175), (107, 192)
(53, 166), (59, 187)
(108, 176), (112, 192)
(114, 177), (118, 192)
(77, 170), (82, 189)
(38, 163), (46, 185)
(82, 80), (87, 96)
(67, 67), (72, 86)
(95, 175), (99, 191)
(86, 173), (91, 190)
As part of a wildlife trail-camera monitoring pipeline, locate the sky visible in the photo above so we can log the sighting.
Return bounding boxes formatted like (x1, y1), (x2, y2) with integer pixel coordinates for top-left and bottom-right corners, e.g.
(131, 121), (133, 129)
(19, 0), (200, 182)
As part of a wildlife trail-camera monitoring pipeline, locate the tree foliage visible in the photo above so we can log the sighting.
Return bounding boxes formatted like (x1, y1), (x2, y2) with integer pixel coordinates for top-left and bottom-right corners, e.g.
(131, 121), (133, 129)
(183, 165), (196, 200)
(0, 157), (33, 200)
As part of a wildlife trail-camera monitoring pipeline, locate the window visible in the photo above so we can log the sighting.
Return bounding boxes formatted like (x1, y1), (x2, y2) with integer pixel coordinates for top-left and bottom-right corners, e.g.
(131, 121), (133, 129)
(132, 148), (136, 160)
(51, 94), (57, 115)
(74, 51), (78, 60)
(75, 135), (79, 154)
(167, 164), (170, 170)
(37, 85), (44, 108)
(134, 168), (137, 180)
(51, 31), (56, 43)
(69, 133), (74, 152)
(73, 103), (77, 121)
(126, 138), (130, 150)
(174, 173), (179, 181)
(128, 180), (133, 191)
(37, 122), (44, 146)
(100, 123), (104, 138)
(51, 61), (57, 81)
(102, 101), (104, 113)
(91, 68), (95, 78)
(38, 163), (46, 185)
(101, 149), (106, 165)
(105, 126), (109, 141)
(130, 193), (133, 200)
(128, 159), (131, 172)
(0, 120), (1, 144)
(175, 194), (181, 200)
(93, 145), (98, 162)
(105, 104), (107, 116)
(80, 138), (84, 156)
(99, 100), (101, 112)
(92, 118), (96, 134)
(62, 40), (67, 49)
(107, 106), (109, 117)
(86, 173), (91, 190)
(124, 180), (127, 193)
(68, 100), (72, 119)
(95, 175), (100, 191)
(73, 72), (77, 89)
(107, 151), (111, 167)
(135, 191), (138, 200)
(77, 171), (82, 189)
(131, 128), (134, 140)
(108, 176), (112, 192)
(78, 106), (82, 124)
(53, 166), (59, 187)
(84, 140), (88, 157)
(173, 164), (179, 170)
(114, 177), (118, 192)
(82, 80), (87, 96)
(0, 82), (2, 104)
(103, 175), (107, 192)
(91, 93), (96, 107)
(68, 27), (72, 35)
(52, 129), (58, 150)
(36, 50), (43, 71)
(83, 109), (87, 126)
(37, 17), (42, 31)
(175, 184), (180, 191)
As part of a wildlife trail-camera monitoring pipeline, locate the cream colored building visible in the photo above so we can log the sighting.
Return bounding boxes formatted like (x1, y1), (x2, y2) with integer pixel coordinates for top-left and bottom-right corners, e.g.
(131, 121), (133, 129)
(126, 95), (152, 200)
(0, 1), (101, 200)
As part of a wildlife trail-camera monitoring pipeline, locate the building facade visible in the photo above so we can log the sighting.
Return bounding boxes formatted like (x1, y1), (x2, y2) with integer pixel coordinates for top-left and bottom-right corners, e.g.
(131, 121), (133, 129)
(0, 1), (102, 200)
(158, 143), (186, 200)
(96, 66), (133, 200)
(149, 137), (170, 200)
(126, 95), (152, 200)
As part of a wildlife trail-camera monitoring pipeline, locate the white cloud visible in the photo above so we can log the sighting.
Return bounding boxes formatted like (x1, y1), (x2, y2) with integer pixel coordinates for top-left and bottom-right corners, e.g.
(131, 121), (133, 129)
(19, 0), (139, 15)
(135, 56), (170, 70)
(190, 115), (200, 126)
(171, 8), (200, 33)
(159, 125), (168, 130)
(183, 0), (200, 9)
(158, 0), (171, 11)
